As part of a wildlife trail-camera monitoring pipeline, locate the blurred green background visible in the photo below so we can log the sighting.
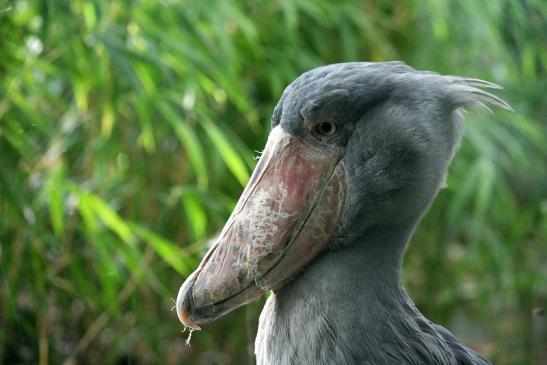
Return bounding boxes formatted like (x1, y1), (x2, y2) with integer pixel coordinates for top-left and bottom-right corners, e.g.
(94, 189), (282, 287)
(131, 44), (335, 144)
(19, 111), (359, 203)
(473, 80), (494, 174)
(1, 0), (546, 364)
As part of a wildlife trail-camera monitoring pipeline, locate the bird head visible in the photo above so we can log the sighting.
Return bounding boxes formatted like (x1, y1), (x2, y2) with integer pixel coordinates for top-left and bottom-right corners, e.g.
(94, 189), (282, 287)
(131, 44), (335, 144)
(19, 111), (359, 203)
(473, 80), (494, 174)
(176, 62), (510, 330)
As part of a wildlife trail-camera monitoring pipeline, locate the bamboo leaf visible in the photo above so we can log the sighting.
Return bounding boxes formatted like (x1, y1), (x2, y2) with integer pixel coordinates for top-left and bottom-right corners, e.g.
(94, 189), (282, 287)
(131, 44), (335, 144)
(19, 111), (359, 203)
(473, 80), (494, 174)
(47, 164), (65, 237)
(131, 223), (196, 276)
(200, 115), (250, 187)
(158, 101), (209, 187)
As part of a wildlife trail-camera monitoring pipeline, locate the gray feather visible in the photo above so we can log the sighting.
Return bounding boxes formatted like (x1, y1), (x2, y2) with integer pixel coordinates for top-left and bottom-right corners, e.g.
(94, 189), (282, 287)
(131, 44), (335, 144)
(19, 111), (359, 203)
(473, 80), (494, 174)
(445, 78), (513, 112)
(255, 62), (501, 365)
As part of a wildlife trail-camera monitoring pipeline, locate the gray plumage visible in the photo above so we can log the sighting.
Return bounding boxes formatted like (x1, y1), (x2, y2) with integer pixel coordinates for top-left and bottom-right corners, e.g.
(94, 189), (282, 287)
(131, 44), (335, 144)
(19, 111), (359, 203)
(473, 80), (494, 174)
(254, 62), (507, 365)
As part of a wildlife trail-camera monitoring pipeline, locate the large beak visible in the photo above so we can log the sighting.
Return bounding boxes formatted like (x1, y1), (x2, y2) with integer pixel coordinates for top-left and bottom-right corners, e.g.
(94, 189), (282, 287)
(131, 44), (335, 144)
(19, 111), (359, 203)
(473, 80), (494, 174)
(176, 126), (346, 329)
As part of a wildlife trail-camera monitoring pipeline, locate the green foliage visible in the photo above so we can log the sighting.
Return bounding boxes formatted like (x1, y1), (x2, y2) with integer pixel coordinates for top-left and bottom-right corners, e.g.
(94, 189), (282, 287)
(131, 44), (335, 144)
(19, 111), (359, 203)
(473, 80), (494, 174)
(0, 0), (545, 364)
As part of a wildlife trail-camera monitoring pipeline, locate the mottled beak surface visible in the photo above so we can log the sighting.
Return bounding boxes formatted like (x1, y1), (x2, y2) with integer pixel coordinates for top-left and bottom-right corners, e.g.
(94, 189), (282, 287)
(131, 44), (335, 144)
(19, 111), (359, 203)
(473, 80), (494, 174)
(176, 126), (346, 329)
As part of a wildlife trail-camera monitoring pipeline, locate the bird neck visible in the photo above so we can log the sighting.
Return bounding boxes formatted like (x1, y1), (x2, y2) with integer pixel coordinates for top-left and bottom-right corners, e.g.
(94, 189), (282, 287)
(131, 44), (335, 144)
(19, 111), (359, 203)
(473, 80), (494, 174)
(275, 223), (413, 320)
(255, 223), (455, 365)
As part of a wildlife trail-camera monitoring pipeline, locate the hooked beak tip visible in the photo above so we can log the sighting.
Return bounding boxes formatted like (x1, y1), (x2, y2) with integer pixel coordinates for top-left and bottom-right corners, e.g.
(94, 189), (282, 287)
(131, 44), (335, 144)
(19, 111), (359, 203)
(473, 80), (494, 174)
(176, 284), (201, 330)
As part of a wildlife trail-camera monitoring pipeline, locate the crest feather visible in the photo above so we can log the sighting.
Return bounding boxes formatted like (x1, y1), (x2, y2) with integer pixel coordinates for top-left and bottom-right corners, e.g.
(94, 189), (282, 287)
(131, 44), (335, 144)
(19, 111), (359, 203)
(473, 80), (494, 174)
(444, 76), (513, 112)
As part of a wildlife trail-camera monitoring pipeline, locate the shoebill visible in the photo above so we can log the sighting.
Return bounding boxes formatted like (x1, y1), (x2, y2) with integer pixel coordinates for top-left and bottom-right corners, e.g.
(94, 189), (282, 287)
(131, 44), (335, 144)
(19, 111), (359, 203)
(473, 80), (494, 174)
(176, 62), (511, 364)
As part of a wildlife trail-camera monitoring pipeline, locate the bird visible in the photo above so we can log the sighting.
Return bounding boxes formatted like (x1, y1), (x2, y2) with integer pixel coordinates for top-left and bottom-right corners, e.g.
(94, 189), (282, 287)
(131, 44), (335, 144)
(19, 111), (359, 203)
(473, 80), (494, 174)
(176, 62), (511, 364)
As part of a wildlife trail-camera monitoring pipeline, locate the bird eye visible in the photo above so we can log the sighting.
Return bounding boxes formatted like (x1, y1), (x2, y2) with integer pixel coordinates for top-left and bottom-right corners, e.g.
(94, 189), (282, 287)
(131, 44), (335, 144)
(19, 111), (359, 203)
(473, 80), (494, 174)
(314, 121), (338, 139)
